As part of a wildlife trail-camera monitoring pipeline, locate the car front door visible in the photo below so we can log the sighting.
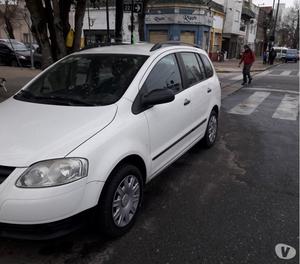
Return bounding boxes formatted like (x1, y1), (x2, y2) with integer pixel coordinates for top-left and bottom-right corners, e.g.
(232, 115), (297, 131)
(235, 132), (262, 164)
(178, 52), (212, 139)
(137, 53), (193, 178)
(0, 44), (12, 65)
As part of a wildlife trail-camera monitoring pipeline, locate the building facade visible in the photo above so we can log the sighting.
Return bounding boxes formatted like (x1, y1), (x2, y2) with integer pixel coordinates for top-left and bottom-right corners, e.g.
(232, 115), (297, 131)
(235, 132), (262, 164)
(209, 1), (225, 61)
(0, 0), (31, 43)
(69, 7), (139, 45)
(255, 6), (272, 56)
(222, 0), (243, 59)
(240, 0), (258, 52)
(145, 1), (213, 51)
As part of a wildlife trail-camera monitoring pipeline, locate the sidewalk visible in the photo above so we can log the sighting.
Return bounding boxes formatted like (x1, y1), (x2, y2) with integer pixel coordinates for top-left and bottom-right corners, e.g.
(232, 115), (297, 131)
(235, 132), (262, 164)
(213, 59), (281, 73)
(0, 66), (41, 79)
(0, 66), (41, 101)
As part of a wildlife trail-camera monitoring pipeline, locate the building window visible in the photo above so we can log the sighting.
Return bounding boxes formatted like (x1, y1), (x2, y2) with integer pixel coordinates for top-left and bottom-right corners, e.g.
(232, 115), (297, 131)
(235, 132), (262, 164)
(23, 33), (30, 44)
(240, 20), (246, 32)
(234, 10), (240, 22)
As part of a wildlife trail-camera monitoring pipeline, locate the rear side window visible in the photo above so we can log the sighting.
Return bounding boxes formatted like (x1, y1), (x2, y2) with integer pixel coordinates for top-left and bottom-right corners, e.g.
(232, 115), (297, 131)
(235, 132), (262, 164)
(180, 52), (205, 87)
(200, 54), (214, 78)
(142, 54), (182, 94)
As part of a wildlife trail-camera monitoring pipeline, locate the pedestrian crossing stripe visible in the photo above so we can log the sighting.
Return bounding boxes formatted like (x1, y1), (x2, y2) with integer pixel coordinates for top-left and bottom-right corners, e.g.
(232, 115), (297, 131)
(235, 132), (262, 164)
(243, 87), (299, 95)
(280, 71), (292, 76)
(272, 94), (299, 121)
(230, 74), (243, 81)
(229, 70), (299, 80)
(228, 92), (270, 115)
(227, 91), (299, 121)
(255, 70), (272, 77)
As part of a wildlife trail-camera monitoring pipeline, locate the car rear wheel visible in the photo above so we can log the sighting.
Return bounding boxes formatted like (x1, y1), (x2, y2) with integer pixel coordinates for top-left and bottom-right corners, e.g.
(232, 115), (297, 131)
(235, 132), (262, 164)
(202, 110), (218, 148)
(97, 164), (143, 237)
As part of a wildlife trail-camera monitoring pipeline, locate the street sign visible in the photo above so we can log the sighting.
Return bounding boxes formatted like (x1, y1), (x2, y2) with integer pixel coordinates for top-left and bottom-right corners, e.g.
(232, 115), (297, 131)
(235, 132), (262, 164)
(123, 3), (143, 13)
(134, 3), (142, 13)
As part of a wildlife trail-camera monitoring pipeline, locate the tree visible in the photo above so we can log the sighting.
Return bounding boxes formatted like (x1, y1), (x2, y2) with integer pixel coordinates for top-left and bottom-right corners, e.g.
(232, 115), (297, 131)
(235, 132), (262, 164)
(0, 0), (20, 39)
(276, 1), (299, 48)
(25, 0), (87, 68)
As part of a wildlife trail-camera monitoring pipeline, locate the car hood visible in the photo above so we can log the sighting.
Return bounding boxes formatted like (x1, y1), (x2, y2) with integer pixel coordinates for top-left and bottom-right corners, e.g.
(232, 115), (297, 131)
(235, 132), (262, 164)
(0, 98), (117, 167)
(16, 50), (31, 57)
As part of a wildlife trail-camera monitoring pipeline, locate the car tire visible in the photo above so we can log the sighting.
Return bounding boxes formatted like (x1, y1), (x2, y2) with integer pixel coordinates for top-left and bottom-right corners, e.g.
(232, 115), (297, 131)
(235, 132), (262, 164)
(35, 62), (42, 69)
(97, 164), (143, 237)
(11, 60), (19, 67)
(202, 110), (218, 148)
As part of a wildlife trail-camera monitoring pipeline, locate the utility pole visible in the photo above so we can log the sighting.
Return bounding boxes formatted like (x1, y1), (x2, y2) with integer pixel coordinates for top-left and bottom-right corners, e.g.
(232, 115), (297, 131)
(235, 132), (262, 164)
(273, 0), (280, 44)
(131, 0), (134, 44)
(106, 0), (110, 44)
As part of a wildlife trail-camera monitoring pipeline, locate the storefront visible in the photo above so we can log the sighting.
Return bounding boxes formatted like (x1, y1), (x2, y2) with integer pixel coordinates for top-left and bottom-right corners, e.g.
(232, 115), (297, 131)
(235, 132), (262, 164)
(145, 10), (213, 51)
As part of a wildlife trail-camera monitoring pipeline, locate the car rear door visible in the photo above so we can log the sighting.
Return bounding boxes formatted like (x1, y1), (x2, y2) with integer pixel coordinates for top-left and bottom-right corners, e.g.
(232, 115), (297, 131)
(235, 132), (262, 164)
(137, 53), (193, 177)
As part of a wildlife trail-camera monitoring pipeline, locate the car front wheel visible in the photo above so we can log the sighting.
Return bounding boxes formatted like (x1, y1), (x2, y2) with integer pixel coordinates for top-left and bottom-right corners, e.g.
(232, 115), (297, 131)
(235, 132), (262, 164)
(202, 110), (218, 148)
(97, 164), (143, 237)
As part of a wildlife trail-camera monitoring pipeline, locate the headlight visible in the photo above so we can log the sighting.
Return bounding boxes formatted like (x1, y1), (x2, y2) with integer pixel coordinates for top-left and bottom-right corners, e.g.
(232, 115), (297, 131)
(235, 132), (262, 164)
(18, 55), (26, 60)
(16, 158), (88, 188)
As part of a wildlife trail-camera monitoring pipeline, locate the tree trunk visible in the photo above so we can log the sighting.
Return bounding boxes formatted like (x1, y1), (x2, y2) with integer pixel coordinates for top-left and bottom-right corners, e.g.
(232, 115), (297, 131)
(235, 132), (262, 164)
(25, 0), (53, 68)
(115, 0), (123, 43)
(44, 0), (58, 60)
(4, 3), (15, 39)
(4, 16), (15, 39)
(138, 0), (149, 41)
(52, 0), (67, 58)
(73, 0), (86, 51)
(60, 0), (72, 39)
(293, 11), (299, 49)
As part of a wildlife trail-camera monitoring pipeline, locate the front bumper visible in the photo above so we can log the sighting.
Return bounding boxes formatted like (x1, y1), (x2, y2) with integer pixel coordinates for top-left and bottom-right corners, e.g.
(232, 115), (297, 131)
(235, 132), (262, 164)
(0, 208), (93, 240)
(0, 168), (104, 225)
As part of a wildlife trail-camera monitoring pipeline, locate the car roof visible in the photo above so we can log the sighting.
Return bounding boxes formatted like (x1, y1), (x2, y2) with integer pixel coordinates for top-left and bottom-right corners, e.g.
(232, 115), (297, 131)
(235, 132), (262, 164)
(77, 43), (206, 56)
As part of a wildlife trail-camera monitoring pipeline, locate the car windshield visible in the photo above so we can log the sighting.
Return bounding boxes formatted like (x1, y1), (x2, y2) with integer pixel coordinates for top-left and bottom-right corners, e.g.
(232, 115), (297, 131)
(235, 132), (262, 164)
(14, 54), (148, 106)
(287, 49), (297, 54)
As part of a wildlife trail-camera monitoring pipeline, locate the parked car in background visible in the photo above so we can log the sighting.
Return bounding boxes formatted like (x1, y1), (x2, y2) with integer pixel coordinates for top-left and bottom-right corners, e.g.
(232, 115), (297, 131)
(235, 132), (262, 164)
(285, 49), (298, 63)
(0, 40), (31, 67)
(273, 46), (287, 60)
(0, 39), (41, 68)
(0, 43), (221, 239)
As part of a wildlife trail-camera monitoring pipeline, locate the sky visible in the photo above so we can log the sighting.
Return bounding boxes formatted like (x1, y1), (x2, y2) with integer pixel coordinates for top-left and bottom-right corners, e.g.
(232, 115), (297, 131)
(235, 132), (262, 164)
(253, 0), (295, 7)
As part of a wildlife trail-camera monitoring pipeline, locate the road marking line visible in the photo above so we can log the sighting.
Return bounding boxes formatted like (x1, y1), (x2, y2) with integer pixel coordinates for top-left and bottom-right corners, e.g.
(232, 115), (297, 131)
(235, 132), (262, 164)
(243, 88), (299, 94)
(228, 92), (270, 115)
(256, 70), (272, 77)
(272, 94), (299, 121)
(230, 74), (243, 81)
(280, 70), (292, 76)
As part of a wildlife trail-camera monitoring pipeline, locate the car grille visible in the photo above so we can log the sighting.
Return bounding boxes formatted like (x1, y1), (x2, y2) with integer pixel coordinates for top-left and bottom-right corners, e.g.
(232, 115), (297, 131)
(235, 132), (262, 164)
(0, 166), (15, 184)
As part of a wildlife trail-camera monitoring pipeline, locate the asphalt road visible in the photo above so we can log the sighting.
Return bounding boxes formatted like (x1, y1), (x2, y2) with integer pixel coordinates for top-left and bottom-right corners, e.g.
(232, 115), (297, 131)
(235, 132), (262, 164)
(0, 63), (298, 264)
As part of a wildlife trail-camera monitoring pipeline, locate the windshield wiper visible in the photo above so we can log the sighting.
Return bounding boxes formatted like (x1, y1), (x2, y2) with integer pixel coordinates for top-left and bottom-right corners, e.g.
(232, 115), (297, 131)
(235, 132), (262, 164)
(14, 89), (36, 99)
(14, 91), (94, 106)
(31, 95), (95, 106)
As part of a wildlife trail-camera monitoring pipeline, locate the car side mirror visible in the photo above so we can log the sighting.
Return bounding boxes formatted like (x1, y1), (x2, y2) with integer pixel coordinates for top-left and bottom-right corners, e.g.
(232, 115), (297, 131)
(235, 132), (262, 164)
(142, 89), (175, 107)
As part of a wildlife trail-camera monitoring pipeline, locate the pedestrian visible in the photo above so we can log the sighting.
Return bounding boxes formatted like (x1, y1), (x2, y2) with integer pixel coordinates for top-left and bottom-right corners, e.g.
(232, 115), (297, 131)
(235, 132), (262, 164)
(263, 50), (267, 64)
(269, 48), (277, 65)
(239, 45), (255, 85)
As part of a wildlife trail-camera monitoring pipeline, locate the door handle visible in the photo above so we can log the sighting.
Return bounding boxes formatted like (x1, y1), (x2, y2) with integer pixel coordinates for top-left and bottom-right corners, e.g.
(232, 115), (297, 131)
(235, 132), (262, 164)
(184, 99), (191, 106)
(207, 88), (212, 93)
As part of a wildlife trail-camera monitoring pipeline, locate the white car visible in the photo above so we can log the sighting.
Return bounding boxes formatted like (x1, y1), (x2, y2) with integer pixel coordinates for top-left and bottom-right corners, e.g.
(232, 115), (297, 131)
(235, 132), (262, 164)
(0, 43), (221, 239)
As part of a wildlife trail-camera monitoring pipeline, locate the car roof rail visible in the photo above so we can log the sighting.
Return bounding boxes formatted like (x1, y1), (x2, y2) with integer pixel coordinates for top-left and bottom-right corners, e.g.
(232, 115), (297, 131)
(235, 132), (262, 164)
(81, 42), (130, 50)
(150, 41), (201, 52)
